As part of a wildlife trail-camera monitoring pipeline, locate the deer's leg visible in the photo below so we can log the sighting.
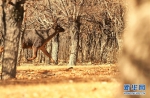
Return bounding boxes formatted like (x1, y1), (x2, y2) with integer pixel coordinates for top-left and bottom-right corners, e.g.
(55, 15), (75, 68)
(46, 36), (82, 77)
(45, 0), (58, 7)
(27, 46), (38, 61)
(40, 47), (55, 63)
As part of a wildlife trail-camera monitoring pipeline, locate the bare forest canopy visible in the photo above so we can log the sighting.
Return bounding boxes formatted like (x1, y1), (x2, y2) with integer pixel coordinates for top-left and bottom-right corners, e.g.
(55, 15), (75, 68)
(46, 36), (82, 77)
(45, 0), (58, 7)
(6, 0), (125, 65)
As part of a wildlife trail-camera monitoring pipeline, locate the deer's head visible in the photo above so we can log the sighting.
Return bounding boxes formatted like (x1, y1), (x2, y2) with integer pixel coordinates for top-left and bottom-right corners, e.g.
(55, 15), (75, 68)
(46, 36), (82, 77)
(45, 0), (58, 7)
(54, 24), (65, 32)
(52, 18), (65, 33)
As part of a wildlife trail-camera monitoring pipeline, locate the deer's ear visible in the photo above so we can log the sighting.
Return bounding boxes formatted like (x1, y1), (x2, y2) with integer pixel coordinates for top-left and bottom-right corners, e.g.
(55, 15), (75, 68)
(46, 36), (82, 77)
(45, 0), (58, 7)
(53, 17), (59, 24)
(52, 23), (56, 29)
(55, 18), (58, 23)
(52, 18), (59, 29)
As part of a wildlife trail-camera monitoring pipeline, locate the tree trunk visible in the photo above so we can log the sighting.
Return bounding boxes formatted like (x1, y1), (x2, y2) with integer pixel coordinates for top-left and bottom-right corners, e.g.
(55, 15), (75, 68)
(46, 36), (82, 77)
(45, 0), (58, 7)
(0, 1), (4, 42)
(45, 41), (52, 64)
(51, 34), (59, 65)
(101, 31), (119, 64)
(1, 0), (24, 80)
(68, 19), (80, 66)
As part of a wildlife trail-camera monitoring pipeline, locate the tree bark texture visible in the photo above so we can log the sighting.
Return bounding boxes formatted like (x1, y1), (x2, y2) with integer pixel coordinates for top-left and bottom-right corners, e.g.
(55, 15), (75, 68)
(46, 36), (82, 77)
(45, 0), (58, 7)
(101, 30), (119, 64)
(51, 34), (59, 65)
(1, 0), (24, 80)
(68, 20), (80, 66)
(0, 1), (4, 41)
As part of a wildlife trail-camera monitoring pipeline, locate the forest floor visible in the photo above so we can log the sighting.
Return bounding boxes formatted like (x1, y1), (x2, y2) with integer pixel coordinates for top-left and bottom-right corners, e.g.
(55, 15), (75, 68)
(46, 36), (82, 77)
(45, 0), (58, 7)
(0, 64), (121, 98)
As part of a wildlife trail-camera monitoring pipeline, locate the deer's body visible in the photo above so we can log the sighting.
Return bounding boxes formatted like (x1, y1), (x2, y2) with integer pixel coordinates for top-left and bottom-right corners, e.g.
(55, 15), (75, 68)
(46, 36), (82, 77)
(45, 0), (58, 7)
(22, 29), (50, 49)
(22, 24), (65, 61)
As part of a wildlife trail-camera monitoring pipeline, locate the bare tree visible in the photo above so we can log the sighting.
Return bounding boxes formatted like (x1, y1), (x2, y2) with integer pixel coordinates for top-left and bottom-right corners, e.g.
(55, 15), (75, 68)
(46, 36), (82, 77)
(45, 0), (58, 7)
(51, 0), (84, 66)
(0, 1), (4, 42)
(51, 34), (59, 64)
(1, 0), (25, 80)
(79, 0), (123, 64)
(47, 0), (60, 65)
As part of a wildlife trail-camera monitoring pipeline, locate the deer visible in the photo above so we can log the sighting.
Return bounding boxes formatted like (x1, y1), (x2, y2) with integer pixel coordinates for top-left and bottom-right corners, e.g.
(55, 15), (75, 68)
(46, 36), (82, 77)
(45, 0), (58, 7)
(118, 0), (150, 98)
(21, 20), (65, 63)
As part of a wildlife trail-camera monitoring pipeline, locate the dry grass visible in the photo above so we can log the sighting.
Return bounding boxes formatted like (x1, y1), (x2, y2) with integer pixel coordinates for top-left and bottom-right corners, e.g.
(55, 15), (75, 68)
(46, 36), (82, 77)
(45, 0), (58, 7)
(0, 64), (121, 98)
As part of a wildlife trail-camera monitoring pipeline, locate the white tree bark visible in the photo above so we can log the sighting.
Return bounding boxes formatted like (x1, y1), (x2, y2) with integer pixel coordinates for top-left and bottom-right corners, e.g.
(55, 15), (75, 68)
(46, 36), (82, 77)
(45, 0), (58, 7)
(51, 34), (59, 65)
(68, 21), (79, 66)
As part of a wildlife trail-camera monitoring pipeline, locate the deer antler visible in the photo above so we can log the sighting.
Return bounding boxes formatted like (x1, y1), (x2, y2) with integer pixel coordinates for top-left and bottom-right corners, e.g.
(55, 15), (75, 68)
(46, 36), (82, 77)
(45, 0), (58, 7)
(52, 17), (59, 29)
